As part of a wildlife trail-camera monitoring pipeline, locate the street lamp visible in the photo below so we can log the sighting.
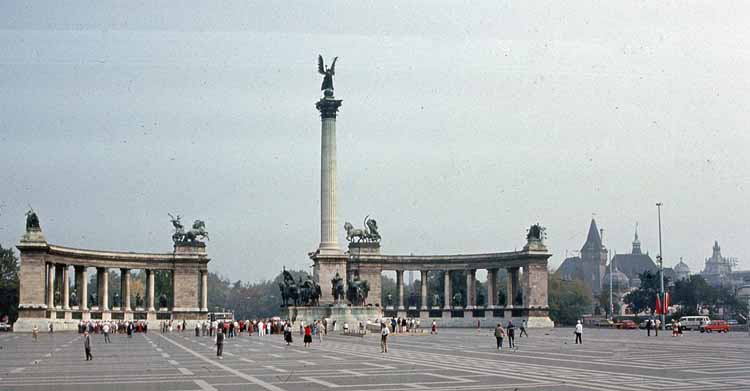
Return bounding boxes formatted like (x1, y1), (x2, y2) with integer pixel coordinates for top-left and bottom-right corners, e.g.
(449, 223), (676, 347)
(656, 202), (665, 329)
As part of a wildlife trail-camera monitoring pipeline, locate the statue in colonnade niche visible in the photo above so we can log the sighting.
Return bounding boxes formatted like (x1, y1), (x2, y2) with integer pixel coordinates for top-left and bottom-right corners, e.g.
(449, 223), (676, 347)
(159, 293), (168, 309)
(113, 292), (120, 307)
(70, 290), (78, 306)
(452, 292), (463, 307)
(135, 292), (143, 308)
(432, 293), (441, 308)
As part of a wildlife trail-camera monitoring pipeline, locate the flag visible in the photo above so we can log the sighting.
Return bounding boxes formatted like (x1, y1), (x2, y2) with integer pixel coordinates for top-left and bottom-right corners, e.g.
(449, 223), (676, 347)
(655, 294), (662, 315)
(664, 292), (670, 314)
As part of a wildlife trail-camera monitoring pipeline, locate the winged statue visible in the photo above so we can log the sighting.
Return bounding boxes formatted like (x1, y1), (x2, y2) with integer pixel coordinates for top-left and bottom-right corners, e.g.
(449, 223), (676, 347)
(318, 54), (338, 92)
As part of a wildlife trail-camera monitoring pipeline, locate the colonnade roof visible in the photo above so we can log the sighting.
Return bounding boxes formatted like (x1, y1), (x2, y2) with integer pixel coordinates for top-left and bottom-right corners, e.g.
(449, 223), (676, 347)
(18, 240), (209, 270)
(347, 249), (551, 271)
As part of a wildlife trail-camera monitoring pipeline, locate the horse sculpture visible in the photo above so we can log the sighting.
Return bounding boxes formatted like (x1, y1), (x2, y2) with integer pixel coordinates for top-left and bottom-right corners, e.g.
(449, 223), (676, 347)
(344, 215), (381, 243)
(170, 214), (209, 243)
(279, 269), (299, 307)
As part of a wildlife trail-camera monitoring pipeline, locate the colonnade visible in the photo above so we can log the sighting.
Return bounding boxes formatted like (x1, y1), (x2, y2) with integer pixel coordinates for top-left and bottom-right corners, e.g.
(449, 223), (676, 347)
(388, 267), (527, 311)
(44, 262), (208, 315)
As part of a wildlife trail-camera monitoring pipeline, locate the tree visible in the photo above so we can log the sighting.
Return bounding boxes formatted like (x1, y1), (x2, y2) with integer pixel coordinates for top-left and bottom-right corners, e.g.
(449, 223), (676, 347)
(671, 275), (715, 314)
(0, 245), (20, 322)
(548, 275), (592, 326)
(597, 286), (621, 317)
(623, 271), (666, 314)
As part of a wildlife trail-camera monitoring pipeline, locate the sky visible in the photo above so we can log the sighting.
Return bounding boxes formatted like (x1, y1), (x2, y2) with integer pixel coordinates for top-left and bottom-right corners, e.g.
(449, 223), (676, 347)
(1, 1), (749, 282)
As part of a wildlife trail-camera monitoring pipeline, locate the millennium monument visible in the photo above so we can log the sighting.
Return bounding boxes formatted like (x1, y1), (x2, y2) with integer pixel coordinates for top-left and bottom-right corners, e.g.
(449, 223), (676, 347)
(285, 55), (554, 328)
(14, 210), (210, 331)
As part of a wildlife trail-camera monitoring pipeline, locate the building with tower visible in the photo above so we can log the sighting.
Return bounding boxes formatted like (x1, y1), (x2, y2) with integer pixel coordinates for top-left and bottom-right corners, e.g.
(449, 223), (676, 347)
(556, 218), (608, 295)
(610, 225), (658, 286)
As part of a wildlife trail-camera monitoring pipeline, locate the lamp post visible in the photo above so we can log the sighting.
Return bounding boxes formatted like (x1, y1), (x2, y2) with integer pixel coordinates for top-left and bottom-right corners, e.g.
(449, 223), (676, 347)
(656, 202), (665, 329)
(609, 249), (614, 320)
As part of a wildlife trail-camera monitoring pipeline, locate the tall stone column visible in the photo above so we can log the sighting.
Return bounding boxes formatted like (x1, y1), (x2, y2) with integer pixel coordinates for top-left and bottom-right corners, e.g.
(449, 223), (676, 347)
(507, 267), (519, 308)
(443, 271), (452, 310)
(121, 268), (131, 311)
(420, 270), (428, 310)
(396, 270), (405, 310)
(147, 269), (155, 311)
(201, 270), (208, 312)
(487, 268), (497, 308)
(316, 94), (343, 255)
(98, 267), (109, 311)
(47, 262), (55, 308)
(54, 264), (63, 307)
(77, 266), (88, 311)
(466, 269), (476, 309)
(62, 265), (70, 310)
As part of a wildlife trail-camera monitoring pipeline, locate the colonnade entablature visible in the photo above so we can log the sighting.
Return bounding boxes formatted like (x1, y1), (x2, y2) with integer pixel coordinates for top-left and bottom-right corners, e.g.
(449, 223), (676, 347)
(14, 215), (210, 331)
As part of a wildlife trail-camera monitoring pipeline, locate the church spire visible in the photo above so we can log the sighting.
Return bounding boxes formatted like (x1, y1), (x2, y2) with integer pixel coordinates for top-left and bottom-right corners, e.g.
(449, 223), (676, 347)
(632, 222), (642, 254)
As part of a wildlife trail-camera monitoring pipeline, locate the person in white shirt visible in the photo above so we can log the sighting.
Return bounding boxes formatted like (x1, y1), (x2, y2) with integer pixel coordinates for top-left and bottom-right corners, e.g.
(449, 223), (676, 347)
(258, 321), (265, 336)
(574, 320), (583, 344)
(380, 323), (390, 353)
(102, 322), (111, 343)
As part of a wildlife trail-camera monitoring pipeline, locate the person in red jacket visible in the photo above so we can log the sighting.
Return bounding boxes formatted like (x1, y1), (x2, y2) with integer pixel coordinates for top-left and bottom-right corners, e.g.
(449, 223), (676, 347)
(304, 324), (313, 347)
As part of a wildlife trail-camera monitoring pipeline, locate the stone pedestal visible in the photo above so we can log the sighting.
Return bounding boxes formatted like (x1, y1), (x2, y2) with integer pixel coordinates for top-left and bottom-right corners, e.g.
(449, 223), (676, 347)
(311, 252), (348, 305)
(347, 242), (382, 306)
(283, 305), (382, 328)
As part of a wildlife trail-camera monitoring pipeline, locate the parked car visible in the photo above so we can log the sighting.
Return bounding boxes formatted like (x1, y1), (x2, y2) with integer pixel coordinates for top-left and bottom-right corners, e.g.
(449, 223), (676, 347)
(679, 316), (711, 331)
(727, 319), (738, 326)
(593, 319), (615, 328)
(618, 320), (638, 329)
(700, 320), (730, 333)
(0, 322), (11, 332)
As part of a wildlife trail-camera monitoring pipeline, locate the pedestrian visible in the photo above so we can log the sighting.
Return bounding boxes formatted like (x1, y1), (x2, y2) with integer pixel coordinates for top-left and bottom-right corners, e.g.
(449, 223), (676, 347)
(195, 323), (200, 337)
(317, 321), (324, 343)
(477, 319), (481, 333)
(304, 324), (313, 347)
(32, 324), (39, 341)
(83, 330), (93, 361)
(520, 320), (528, 337)
(507, 321), (516, 349)
(431, 320), (437, 335)
(102, 322), (111, 343)
(215, 328), (224, 359)
(380, 322), (390, 353)
(655, 319), (660, 336)
(284, 322), (293, 345)
(48, 322), (54, 334)
(574, 320), (583, 344)
(646, 318), (652, 337)
(494, 323), (505, 351)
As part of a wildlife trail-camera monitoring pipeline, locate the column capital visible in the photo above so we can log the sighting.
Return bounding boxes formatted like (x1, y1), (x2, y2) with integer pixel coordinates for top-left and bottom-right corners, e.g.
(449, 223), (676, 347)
(316, 97), (343, 119)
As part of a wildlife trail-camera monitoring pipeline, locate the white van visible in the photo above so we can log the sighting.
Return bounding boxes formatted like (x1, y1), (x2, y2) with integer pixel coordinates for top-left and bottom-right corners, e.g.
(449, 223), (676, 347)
(678, 316), (710, 331)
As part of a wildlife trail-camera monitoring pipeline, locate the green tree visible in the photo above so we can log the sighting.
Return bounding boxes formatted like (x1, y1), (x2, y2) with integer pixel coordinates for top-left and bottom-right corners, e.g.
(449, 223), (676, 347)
(548, 276), (592, 325)
(623, 271), (666, 314)
(0, 245), (20, 322)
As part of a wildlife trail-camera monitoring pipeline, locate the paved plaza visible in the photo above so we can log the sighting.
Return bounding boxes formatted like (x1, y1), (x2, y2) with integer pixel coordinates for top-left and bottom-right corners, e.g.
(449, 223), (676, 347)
(1, 328), (749, 390)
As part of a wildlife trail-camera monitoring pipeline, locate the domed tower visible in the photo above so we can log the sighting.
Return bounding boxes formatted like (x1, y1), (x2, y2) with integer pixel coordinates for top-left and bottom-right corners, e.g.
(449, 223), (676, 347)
(674, 258), (691, 281)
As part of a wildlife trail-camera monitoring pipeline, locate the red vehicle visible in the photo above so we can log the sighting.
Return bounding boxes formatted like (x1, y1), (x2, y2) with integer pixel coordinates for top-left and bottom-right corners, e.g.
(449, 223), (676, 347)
(618, 320), (638, 329)
(700, 320), (730, 333)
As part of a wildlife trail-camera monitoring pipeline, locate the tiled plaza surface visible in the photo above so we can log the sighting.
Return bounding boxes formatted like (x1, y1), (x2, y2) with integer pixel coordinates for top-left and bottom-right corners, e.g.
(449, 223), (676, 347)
(1, 327), (749, 390)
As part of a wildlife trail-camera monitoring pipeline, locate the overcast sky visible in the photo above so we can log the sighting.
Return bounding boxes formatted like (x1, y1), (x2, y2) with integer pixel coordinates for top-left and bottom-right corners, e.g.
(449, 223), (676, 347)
(1, 1), (749, 282)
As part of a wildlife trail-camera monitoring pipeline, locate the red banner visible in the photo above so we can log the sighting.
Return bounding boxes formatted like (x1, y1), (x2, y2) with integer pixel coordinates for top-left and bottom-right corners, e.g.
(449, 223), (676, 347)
(664, 292), (670, 314)
(655, 295), (662, 315)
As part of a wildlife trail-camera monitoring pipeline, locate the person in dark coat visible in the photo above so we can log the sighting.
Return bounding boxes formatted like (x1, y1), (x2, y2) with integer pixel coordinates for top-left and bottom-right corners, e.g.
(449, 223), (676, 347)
(215, 328), (224, 359)
(83, 330), (93, 361)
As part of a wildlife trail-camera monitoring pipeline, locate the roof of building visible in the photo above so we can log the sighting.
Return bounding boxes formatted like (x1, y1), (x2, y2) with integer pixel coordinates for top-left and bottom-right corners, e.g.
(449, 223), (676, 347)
(603, 266), (630, 289)
(581, 219), (602, 253)
(555, 256), (583, 281)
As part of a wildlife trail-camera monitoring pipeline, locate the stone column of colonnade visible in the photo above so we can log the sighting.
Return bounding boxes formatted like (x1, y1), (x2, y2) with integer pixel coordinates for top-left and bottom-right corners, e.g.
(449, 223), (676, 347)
(97, 267), (109, 319)
(487, 268), (498, 308)
(466, 269), (476, 310)
(62, 265), (70, 310)
(506, 267), (520, 316)
(146, 269), (155, 311)
(420, 270), (428, 310)
(396, 270), (405, 310)
(443, 271), (452, 311)
(121, 268), (131, 314)
(201, 270), (208, 312)
(46, 262), (56, 309)
(75, 266), (88, 313)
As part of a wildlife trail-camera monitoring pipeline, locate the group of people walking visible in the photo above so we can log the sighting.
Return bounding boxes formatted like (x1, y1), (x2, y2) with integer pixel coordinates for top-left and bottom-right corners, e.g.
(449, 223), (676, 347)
(493, 320), (528, 351)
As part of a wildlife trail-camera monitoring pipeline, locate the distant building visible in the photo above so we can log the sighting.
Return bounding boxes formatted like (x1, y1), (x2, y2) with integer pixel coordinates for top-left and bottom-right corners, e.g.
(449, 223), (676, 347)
(700, 241), (738, 287)
(610, 226), (657, 285)
(673, 258), (691, 281)
(556, 218), (607, 295)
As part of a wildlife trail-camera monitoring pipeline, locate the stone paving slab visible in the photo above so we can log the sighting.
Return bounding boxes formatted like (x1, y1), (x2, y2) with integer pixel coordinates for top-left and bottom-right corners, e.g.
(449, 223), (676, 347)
(1, 328), (749, 390)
